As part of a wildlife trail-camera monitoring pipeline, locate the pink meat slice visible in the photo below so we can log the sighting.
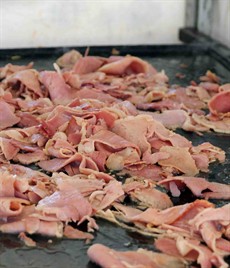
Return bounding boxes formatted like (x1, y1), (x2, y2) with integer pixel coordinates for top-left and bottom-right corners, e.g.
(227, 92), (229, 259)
(0, 137), (19, 160)
(56, 49), (82, 68)
(39, 71), (77, 105)
(63, 225), (94, 240)
(121, 164), (163, 181)
(38, 152), (98, 173)
(90, 180), (124, 210)
(159, 176), (230, 199)
(54, 173), (105, 196)
(0, 216), (64, 237)
(73, 56), (104, 74)
(129, 187), (173, 210)
(158, 146), (198, 176)
(0, 197), (30, 217)
(123, 179), (173, 210)
(36, 188), (93, 222)
(81, 129), (140, 155)
(87, 243), (185, 268)
(112, 114), (191, 155)
(0, 99), (20, 130)
(98, 56), (157, 75)
(0, 170), (15, 197)
(192, 113), (230, 134)
(208, 89), (230, 115)
(155, 236), (228, 268)
(128, 199), (213, 226)
(189, 203), (230, 229)
(150, 109), (189, 130)
(8, 69), (43, 97)
(13, 149), (47, 165)
(0, 62), (33, 79)
(75, 88), (118, 104)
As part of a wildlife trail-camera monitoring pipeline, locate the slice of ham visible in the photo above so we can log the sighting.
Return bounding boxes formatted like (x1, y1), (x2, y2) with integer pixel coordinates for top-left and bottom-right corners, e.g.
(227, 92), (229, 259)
(0, 215), (64, 237)
(155, 236), (228, 268)
(36, 188), (93, 222)
(38, 152), (98, 173)
(0, 62), (33, 79)
(120, 164), (163, 181)
(98, 55), (157, 75)
(123, 178), (173, 210)
(75, 88), (118, 104)
(159, 176), (230, 200)
(63, 225), (94, 240)
(87, 243), (186, 268)
(18, 232), (36, 247)
(158, 146), (198, 176)
(208, 88), (230, 115)
(0, 137), (19, 160)
(56, 49), (82, 68)
(7, 69), (43, 98)
(0, 164), (53, 203)
(73, 56), (104, 74)
(189, 203), (230, 229)
(112, 114), (191, 156)
(127, 199), (213, 227)
(150, 110), (189, 130)
(54, 172), (105, 196)
(89, 180), (124, 210)
(0, 197), (30, 217)
(0, 99), (20, 130)
(192, 114), (230, 134)
(39, 71), (77, 105)
(13, 149), (47, 165)
(199, 221), (230, 255)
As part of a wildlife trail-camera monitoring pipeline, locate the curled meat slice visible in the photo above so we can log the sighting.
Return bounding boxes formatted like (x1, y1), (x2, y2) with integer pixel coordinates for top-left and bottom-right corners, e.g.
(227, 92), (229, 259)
(87, 243), (186, 268)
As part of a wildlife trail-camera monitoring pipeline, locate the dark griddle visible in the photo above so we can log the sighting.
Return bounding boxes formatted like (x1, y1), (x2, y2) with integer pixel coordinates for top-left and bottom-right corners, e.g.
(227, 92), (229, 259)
(0, 45), (229, 268)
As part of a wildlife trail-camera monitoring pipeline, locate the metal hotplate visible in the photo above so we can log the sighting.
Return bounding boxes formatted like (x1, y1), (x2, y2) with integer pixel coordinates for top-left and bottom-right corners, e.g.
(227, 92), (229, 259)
(0, 45), (229, 268)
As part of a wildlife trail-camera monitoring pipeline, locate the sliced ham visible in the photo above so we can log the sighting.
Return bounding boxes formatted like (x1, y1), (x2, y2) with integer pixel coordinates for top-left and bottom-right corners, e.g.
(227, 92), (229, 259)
(98, 56), (157, 75)
(87, 243), (186, 268)
(123, 178), (172, 210)
(39, 71), (77, 105)
(36, 188), (93, 222)
(155, 236), (228, 268)
(0, 99), (20, 130)
(75, 88), (118, 104)
(192, 113), (230, 134)
(54, 172), (105, 196)
(7, 69), (43, 98)
(89, 180), (124, 210)
(127, 199), (213, 227)
(0, 216), (64, 237)
(159, 176), (230, 200)
(189, 203), (230, 229)
(208, 89), (230, 115)
(73, 56), (104, 74)
(150, 110), (189, 130)
(13, 149), (47, 165)
(63, 225), (94, 240)
(121, 164), (163, 181)
(0, 62), (33, 80)
(38, 152), (97, 174)
(0, 197), (30, 217)
(56, 49), (82, 68)
(18, 232), (36, 247)
(158, 146), (198, 176)
(112, 114), (191, 156)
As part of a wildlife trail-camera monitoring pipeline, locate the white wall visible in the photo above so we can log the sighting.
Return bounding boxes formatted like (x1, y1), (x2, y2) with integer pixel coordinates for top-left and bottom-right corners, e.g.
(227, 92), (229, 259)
(198, 0), (230, 48)
(0, 0), (186, 48)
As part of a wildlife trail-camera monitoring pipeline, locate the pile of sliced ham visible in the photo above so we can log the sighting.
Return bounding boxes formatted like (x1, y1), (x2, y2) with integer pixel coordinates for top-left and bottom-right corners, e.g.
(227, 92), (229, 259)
(0, 50), (229, 268)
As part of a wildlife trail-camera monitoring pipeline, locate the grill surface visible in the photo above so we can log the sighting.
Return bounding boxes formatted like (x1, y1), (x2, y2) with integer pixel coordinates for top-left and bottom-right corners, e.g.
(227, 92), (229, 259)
(0, 45), (229, 268)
